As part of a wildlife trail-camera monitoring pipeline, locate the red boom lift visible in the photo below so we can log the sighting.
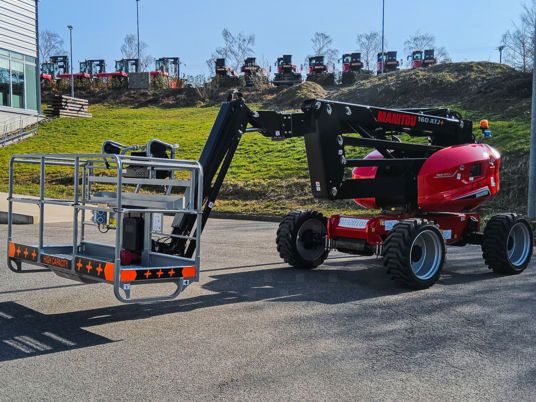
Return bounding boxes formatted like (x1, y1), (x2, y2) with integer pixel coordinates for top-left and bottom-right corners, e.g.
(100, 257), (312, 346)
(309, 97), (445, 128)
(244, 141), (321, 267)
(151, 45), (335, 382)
(215, 58), (236, 78)
(273, 55), (302, 86)
(377, 51), (400, 74)
(306, 56), (335, 86)
(409, 49), (437, 69)
(240, 57), (266, 87)
(7, 94), (533, 301)
(341, 53), (365, 85)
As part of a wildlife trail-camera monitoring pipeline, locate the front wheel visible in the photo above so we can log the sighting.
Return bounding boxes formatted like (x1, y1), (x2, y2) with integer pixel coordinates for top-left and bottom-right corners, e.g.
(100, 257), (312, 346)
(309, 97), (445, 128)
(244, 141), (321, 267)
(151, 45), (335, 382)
(482, 214), (533, 274)
(276, 210), (329, 269)
(383, 220), (446, 289)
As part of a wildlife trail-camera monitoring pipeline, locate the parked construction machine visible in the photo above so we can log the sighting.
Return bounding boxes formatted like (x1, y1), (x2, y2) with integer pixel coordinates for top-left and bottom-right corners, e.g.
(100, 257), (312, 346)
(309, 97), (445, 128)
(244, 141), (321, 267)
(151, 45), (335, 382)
(240, 57), (266, 87)
(214, 58), (241, 88)
(115, 58), (140, 74)
(408, 49), (437, 69)
(377, 51), (400, 74)
(340, 53), (365, 85)
(306, 56), (336, 86)
(151, 57), (182, 89)
(51, 55), (70, 81)
(423, 49), (437, 67)
(154, 57), (180, 78)
(273, 55), (302, 86)
(7, 93), (533, 303)
(215, 58), (236, 78)
(79, 59), (106, 77)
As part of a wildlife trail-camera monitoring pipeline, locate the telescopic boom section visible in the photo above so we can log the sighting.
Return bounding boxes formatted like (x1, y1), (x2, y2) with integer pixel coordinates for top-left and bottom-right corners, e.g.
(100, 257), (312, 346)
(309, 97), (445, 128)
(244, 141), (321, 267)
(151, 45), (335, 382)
(167, 95), (476, 258)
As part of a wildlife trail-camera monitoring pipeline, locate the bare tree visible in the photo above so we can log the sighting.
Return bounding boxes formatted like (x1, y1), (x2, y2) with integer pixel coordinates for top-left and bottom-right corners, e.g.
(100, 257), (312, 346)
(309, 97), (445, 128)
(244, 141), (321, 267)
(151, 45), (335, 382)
(404, 31), (450, 63)
(502, 1), (536, 71)
(404, 31), (435, 54)
(435, 47), (451, 63)
(356, 31), (382, 71)
(120, 34), (153, 71)
(309, 32), (338, 65)
(39, 30), (66, 62)
(208, 29), (255, 73)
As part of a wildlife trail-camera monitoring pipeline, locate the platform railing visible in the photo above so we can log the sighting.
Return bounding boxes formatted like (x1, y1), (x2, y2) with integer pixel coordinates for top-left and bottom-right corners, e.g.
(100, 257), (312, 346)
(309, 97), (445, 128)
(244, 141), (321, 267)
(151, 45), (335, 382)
(7, 153), (204, 303)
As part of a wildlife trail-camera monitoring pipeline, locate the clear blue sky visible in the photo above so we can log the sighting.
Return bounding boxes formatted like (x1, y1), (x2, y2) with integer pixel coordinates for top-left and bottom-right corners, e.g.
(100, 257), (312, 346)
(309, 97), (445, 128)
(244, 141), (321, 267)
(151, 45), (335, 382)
(40, 0), (526, 76)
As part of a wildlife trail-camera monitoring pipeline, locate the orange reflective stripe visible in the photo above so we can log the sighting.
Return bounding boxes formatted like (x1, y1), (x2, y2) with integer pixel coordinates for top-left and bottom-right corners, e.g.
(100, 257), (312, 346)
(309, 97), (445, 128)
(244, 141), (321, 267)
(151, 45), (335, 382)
(103, 262), (137, 282)
(182, 266), (196, 279)
(8, 242), (15, 258)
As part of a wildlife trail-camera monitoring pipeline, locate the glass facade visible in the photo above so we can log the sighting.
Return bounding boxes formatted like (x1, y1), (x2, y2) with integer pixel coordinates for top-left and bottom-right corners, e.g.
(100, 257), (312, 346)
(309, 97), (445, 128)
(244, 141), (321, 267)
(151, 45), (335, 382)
(0, 49), (38, 112)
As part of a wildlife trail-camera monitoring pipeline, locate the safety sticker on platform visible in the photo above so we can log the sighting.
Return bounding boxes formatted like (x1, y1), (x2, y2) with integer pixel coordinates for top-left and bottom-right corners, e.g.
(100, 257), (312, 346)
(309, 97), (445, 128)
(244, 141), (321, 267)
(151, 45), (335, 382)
(8, 243), (38, 262)
(41, 254), (71, 270)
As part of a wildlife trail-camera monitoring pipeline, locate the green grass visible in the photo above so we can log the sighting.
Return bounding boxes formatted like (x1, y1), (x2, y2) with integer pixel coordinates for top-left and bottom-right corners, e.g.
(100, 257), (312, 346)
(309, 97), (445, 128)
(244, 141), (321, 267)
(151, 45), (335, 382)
(0, 103), (530, 216)
(452, 106), (531, 154)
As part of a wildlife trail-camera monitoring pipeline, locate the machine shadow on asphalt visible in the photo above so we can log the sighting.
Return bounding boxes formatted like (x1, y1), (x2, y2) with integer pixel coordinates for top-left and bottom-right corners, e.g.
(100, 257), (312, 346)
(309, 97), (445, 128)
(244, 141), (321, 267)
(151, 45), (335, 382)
(0, 252), (505, 363)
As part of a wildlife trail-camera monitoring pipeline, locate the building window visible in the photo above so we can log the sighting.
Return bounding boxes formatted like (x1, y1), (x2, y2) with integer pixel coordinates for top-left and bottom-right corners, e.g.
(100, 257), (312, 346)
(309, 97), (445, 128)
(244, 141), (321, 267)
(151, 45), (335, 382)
(11, 61), (25, 109)
(25, 63), (37, 111)
(0, 49), (38, 112)
(0, 58), (9, 107)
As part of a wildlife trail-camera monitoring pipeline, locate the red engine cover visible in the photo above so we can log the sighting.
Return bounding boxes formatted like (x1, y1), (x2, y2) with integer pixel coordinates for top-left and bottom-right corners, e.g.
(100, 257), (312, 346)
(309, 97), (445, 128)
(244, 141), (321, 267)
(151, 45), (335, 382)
(417, 143), (500, 212)
(352, 144), (501, 213)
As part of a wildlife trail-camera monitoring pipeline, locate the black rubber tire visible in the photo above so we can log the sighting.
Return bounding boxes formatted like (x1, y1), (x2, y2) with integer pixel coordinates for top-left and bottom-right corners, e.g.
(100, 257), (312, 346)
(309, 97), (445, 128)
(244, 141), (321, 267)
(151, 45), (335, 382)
(276, 210), (329, 269)
(383, 220), (446, 290)
(482, 213), (533, 274)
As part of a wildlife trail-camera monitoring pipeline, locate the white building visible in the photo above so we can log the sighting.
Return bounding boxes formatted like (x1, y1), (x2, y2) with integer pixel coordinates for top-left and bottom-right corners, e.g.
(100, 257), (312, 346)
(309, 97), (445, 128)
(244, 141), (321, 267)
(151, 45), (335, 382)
(0, 0), (40, 131)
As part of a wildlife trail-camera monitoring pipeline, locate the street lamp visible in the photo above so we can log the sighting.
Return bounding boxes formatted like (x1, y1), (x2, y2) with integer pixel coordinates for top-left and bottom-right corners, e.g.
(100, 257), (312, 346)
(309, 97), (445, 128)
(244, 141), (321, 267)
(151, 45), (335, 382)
(67, 25), (74, 97)
(136, 0), (140, 73)
(381, 0), (385, 74)
(498, 45), (505, 64)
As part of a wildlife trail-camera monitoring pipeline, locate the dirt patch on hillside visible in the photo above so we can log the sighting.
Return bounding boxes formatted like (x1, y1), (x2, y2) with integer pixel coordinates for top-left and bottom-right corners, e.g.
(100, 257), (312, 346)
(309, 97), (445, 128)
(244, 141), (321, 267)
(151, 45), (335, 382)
(262, 82), (326, 111)
(331, 62), (532, 118)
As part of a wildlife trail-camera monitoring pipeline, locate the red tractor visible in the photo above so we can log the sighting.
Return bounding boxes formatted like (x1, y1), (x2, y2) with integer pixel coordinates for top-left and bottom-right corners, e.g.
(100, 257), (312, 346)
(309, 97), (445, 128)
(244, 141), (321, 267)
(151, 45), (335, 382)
(423, 49), (437, 67)
(151, 57), (181, 88)
(240, 57), (266, 87)
(40, 62), (55, 87)
(48, 55), (70, 85)
(79, 59), (106, 77)
(341, 53), (365, 85)
(215, 58), (236, 78)
(214, 58), (241, 88)
(115, 58), (139, 74)
(306, 56), (335, 86)
(409, 49), (437, 69)
(377, 51), (400, 74)
(273, 55), (302, 86)
(154, 57), (180, 77)
(341, 52), (364, 73)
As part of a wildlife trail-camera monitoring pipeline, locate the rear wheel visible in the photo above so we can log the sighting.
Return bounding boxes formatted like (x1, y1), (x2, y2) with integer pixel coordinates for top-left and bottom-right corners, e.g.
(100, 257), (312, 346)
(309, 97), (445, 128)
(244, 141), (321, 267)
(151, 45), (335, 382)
(276, 210), (329, 269)
(482, 214), (533, 274)
(383, 220), (446, 289)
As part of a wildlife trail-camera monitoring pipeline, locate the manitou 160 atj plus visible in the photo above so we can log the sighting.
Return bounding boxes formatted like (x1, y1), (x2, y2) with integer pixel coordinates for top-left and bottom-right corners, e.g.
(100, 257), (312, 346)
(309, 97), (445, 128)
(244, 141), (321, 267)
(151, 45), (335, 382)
(6, 93), (533, 302)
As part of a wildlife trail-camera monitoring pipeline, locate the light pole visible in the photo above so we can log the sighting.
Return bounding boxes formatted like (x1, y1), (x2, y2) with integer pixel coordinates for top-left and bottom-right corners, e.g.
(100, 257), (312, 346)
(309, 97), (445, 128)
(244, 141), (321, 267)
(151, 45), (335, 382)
(527, 28), (536, 218)
(498, 45), (505, 64)
(136, 0), (140, 73)
(381, 0), (385, 74)
(67, 25), (74, 97)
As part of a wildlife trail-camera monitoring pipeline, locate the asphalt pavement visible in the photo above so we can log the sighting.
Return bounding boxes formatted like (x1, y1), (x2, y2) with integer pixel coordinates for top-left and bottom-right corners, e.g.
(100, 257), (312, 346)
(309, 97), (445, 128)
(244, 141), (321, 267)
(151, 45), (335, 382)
(1, 219), (536, 401)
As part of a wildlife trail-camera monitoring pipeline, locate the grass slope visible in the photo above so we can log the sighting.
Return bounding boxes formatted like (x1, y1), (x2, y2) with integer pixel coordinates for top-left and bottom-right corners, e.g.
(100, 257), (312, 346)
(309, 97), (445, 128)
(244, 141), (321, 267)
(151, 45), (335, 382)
(0, 103), (530, 216)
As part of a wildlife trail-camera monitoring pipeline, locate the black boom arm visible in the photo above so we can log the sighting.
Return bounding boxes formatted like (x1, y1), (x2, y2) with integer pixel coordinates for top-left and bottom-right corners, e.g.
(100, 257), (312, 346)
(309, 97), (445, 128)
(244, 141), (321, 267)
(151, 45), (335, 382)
(166, 94), (476, 257)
